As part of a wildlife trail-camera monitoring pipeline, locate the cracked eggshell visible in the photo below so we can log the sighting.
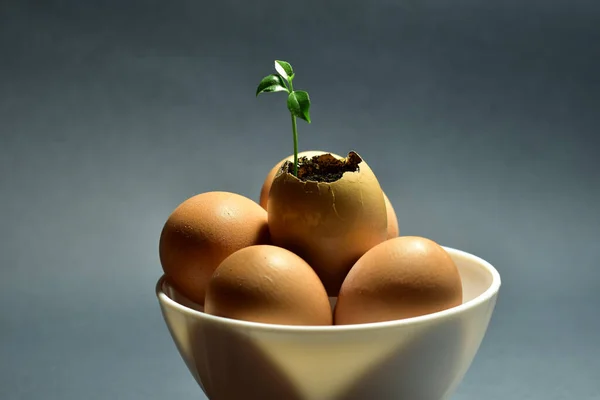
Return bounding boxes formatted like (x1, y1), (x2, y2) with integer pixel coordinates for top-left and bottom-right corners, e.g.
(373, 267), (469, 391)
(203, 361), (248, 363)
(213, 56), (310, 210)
(259, 150), (342, 210)
(260, 151), (399, 238)
(267, 151), (388, 296)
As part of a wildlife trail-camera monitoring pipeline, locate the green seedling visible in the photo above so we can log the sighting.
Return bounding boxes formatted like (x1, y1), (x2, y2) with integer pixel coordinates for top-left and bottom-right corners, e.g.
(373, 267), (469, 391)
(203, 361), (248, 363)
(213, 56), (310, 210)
(256, 60), (311, 177)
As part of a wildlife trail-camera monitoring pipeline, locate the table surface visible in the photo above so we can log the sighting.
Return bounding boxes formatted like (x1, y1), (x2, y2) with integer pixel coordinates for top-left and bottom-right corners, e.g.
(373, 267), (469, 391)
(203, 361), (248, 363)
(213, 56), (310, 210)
(1, 1), (599, 399)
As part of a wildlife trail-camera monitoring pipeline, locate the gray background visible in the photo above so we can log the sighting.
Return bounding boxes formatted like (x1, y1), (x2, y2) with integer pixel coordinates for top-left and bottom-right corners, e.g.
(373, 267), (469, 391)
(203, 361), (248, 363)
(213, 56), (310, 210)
(1, 0), (599, 399)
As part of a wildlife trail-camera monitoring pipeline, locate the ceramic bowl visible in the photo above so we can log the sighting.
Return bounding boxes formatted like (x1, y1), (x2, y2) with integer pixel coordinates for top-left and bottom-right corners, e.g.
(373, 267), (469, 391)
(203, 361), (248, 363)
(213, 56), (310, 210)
(156, 246), (501, 400)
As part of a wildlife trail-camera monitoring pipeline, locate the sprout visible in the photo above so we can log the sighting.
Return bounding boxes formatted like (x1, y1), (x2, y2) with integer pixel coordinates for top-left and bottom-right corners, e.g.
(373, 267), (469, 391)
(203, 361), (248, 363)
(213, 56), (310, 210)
(256, 60), (311, 177)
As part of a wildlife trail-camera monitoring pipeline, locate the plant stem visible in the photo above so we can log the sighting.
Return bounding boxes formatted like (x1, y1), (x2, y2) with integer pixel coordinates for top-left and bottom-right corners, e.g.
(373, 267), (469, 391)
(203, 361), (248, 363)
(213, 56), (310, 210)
(291, 114), (298, 176)
(288, 78), (298, 177)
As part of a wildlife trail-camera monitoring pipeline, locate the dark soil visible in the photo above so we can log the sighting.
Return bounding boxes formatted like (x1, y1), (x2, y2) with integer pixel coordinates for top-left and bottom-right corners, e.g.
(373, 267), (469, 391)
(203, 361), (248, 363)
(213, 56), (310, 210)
(284, 151), (361, 183)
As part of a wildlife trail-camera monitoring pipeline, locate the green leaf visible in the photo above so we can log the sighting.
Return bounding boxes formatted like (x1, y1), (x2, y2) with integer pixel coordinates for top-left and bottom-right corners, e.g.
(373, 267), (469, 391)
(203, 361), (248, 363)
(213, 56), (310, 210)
(287, 90), (311, 123)
(256, 74), (288, 96)
(274, 60), (294, 81)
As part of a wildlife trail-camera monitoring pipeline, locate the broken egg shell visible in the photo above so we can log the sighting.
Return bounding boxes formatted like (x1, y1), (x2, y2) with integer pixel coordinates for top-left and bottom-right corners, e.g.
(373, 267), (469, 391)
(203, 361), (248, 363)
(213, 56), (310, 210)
(260, 150), (399, 238)
(259, 150), (342, 210)
(266, 151), (388, 297)
(204, 245), (332, 326)
(334, 236), (463, 325)
(159, 191), (271, 306)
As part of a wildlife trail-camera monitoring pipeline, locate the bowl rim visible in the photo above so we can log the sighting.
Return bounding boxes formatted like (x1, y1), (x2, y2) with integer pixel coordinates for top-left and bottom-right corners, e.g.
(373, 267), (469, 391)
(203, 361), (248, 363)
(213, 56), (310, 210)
(155, 245), (501, 333)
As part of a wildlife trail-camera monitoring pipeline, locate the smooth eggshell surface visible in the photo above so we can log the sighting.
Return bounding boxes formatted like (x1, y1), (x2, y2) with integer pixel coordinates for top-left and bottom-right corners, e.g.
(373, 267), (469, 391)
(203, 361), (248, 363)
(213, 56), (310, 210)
(334, 236), (463, 325)
(159, 191), (271, 306)
(205, 245), (332, 326)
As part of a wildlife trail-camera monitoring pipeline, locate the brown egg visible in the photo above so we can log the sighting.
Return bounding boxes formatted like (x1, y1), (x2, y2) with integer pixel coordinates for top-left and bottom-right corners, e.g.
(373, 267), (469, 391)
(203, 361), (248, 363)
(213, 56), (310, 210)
(383, 192), (399, 239)
(267, 151), (388, 297)
(159, 191), (270, 306)
(205, 245), (332, 326)
(334, 236), (463, 325)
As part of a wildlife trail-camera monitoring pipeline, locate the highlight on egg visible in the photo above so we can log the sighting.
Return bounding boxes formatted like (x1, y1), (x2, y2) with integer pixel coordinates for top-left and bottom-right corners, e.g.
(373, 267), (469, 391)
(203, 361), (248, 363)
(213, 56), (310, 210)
(158, 191), (271, 306)
(334, 236), (463, 325)
(267, 151), (389, 297)
(204, 244), (332, 326)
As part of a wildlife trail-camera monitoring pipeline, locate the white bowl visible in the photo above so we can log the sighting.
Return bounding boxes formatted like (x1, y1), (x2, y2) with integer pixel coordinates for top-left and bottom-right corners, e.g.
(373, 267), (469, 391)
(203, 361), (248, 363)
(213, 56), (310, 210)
(156, 246), (501, 400)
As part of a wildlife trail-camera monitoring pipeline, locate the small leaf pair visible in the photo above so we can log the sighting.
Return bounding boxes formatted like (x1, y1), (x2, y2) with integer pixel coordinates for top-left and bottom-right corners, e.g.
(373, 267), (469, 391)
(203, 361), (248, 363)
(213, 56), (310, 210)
(256, 60), (312, 177)
(256, 60), (311, 123)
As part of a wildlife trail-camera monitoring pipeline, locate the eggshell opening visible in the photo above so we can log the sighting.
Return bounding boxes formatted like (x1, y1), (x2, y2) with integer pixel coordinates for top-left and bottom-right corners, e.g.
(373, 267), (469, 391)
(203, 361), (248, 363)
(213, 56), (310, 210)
(259, 150), (343, 210)
(260, 151), (399, 239)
